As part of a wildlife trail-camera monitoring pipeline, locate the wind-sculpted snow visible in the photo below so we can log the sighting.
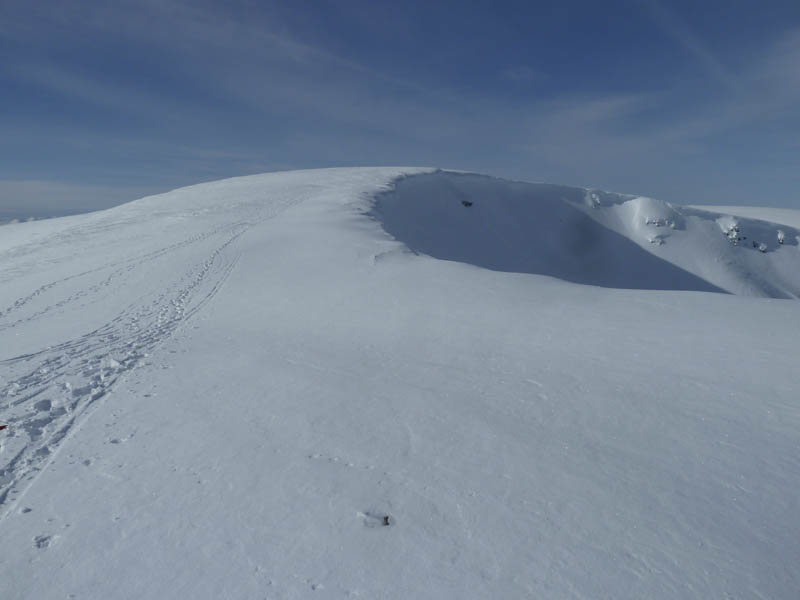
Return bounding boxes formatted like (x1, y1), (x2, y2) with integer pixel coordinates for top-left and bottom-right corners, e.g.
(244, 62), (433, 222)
(1, 168), (799, 600)
(586, 195), (800, 298)
(373, 171), (800, 297)
(372, 172), (723, 292)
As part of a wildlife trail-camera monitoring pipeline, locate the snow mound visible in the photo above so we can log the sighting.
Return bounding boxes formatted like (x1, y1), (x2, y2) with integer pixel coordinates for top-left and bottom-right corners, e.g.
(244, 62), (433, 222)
(372, 171), (800, 298)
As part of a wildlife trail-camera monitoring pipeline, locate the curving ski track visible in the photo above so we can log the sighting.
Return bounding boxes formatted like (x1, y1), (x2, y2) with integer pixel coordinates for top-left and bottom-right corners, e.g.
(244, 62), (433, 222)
(0, 201), (293, 519)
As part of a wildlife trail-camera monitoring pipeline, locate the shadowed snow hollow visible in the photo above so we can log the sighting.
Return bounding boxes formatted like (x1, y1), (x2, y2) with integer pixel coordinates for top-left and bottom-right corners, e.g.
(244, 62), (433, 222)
(372, 171), (800, 297)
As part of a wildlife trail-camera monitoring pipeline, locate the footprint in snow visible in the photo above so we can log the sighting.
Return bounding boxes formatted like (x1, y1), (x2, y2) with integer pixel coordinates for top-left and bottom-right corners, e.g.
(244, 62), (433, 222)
(359, 511), (393, 528)
(33, 399), (52, 412)
(33, 534), (56, 549)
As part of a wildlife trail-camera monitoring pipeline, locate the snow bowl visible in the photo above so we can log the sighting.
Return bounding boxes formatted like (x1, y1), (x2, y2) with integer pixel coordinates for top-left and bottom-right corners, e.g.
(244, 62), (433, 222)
(371, 171), (726, 293)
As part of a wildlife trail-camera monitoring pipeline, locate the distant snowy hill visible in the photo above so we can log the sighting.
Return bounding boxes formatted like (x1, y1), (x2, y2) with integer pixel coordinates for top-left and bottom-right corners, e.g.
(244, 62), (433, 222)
(1, 168), (799, 599)
(691, 205), (800, 229)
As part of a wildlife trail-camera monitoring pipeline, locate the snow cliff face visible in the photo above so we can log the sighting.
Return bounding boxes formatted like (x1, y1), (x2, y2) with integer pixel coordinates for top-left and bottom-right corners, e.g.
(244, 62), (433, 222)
(1, 168), (799, 600)
(372, 170), (800, 297)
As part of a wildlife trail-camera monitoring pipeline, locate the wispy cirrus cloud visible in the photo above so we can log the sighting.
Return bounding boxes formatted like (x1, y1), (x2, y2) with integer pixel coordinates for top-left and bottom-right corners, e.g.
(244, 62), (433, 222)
(636, 0), (741, 92)
(2, 0), (799, 209)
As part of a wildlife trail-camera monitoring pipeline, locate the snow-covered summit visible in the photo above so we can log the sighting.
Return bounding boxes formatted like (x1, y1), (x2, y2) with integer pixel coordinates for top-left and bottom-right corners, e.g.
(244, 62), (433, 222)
(1, 168), (799, 600)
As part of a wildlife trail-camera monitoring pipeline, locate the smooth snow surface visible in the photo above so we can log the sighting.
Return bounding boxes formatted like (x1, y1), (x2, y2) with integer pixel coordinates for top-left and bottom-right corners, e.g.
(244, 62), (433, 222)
(691, 205), (800, 229)
(1, 168), (799, 600)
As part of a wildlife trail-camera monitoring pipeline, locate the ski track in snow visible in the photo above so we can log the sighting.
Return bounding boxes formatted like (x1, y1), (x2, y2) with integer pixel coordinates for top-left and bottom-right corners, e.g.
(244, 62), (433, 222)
(0, 203), (295, 518)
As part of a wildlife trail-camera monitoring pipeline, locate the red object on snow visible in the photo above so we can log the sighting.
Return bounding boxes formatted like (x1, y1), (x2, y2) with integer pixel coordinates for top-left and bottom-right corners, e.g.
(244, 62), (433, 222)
(0, 425), (7, 431)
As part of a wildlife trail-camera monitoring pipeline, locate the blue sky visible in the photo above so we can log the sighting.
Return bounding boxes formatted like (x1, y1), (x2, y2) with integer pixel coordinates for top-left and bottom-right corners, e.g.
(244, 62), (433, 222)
(2, 0), (800, 214)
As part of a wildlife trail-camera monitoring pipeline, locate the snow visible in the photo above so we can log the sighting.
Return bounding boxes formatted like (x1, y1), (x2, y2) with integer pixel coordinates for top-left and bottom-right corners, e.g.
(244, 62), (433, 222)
(372, 172), (723, 292)
(1, 168), (799, 599)
(691, 205), (800, 229)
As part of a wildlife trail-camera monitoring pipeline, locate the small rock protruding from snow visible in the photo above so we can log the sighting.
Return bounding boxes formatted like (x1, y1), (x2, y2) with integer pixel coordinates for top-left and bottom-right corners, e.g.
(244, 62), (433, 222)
(644, 217), (675, 228)
(625, 196), (685, 234)
(585, 191), (601, 208)
(718, 217), (747, 245)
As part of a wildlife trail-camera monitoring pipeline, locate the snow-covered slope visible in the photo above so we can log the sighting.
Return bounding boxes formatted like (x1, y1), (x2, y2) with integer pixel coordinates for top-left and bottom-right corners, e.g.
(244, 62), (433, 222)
(1, 168), (799, 600)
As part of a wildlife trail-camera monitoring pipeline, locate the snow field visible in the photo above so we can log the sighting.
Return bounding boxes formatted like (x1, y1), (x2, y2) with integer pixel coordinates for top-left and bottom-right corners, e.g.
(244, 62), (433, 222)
(1, 168), (799, 599)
